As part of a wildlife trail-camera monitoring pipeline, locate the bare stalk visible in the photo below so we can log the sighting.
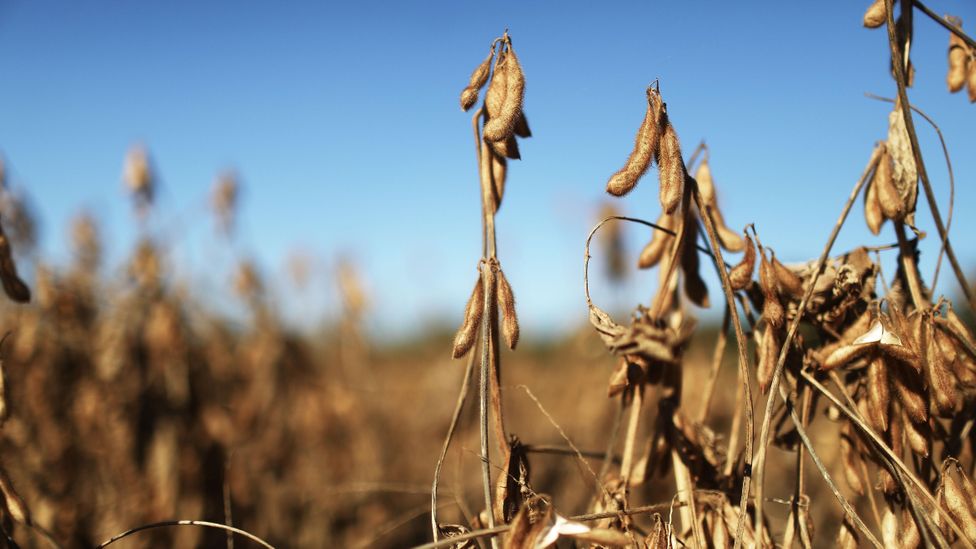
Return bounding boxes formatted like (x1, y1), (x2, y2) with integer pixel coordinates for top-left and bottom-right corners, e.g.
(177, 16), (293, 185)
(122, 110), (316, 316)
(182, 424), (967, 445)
(690, 178), (754, 549)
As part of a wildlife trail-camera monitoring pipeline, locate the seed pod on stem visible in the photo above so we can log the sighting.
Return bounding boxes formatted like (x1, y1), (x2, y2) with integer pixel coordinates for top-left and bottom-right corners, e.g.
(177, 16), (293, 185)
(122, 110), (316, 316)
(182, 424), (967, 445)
(771, 253), (803, 298)
(490, 152), (507, 211)
(606, 88), (663, 197)
(922, 315), (959, 416)
(875, 146), (905, 222)
(864, 173), (884, 235)
(866, 355), (891, 433)
(728, 231), (755, 291)
(946, 17), (968, 93)
(680, 221), (709, 308)
(657, 121), (684, 215)
(513, 113), (531, 138)
(460, 49), (494, 111)
(892, 361), (928, 424)
(497, 268), (519, 349)
(759, 247), (784, 328)
(638, 212), (676, 269)
(452, 275), (484, 358)
(942, 460), (976, 542)
(0, 219), (29, 303)
(968, 59), (976, 103)
(757, 323), (778, 393)
(484, 48), (508, 120)
(482, 46), (525, 143)
(488, 133), (520, 160)
(863, 0), (886, 28)
(902, 412), (930, 457)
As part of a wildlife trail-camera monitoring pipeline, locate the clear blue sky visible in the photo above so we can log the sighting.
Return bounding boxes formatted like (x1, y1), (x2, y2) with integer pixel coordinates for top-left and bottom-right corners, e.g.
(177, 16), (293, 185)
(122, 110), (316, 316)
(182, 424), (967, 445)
(1, 1), (974, 339)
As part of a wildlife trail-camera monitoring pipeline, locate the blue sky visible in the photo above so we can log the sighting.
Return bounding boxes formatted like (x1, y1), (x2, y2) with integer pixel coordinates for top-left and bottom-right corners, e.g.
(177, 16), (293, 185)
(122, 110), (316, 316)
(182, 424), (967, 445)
(1, 1), (974, 339)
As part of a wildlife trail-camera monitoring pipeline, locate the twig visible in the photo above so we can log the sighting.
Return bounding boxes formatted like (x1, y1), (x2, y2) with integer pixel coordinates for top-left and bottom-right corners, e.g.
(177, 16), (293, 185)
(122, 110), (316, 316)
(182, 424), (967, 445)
(95, 521), (274, 549)
(912, 0), (976, 50)
(884, 0), (976, 312)
(478, 259), (496, 542)
(412, 502), (684, 549)
(524, 444), (618, 462)
(752, 144), (882, 535)
(690, 178), (755, 549)
(224, 458), (234, 549)
(863, 93), (955, 288)
(431, 348), (477, 541)
(517, 385), (614, 504)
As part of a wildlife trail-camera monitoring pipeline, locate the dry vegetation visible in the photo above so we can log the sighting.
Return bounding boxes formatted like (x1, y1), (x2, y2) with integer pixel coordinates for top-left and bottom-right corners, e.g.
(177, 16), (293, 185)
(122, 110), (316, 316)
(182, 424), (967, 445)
(0, 2), (974, 549)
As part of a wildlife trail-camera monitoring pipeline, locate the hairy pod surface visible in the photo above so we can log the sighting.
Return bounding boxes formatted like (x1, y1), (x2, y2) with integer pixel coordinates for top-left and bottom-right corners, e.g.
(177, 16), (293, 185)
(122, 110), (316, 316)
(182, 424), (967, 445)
(759, 248), (784, 328)
(864, 173), (884, 235)
(482, 47), (525, 143)
(757, 323), (777, 393)
(638, 213), (676, 269)
(657, 123), (684, 215)
(863, 0), (886, 28)
(460, 50), (494, 111)
(497, 268), (519, 349)
(867, 355), (891, 432)
(491, 152), (507, 211)
(728, 233), (755, 291)
(606, 90), (663, 197)
(680, 222), (709, 308)
(771, 253), (804, 298)
(947, 17), (968, 93)
(452, 275), (484, 358)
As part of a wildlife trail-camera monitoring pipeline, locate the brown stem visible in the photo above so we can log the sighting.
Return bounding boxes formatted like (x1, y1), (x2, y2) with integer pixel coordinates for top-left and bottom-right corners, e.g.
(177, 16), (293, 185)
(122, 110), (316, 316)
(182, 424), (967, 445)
(752, 145), (882, 536)
(690, 178), (754, 549)
(894, 222), (926, 308)
(431, 347), (477, 541)
(912, 0), (976, 50)
(884, 0), (976, 312)
(478, 260), (497, 541)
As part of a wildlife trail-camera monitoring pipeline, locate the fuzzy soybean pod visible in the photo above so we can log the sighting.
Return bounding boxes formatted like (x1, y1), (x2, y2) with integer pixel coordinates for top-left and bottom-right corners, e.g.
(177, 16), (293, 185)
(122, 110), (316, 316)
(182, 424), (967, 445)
(864, 173), (884, 235)
(482, 47), (525, 143)
(496, 268), (519, 349)
(638, 212), (675, 269)
(863, 0), (886, 28)
(606, 89), (663, 197)
(491, 153), (507, 211)
(947, 18), (968, 93)
(728, 232), (756, 291)
(460, 49), (494, 111)
(759, 248), (784, 329)
(452, 275), (484, 358)
(657, 120), (684, 215)
(968, 59), (976, 103)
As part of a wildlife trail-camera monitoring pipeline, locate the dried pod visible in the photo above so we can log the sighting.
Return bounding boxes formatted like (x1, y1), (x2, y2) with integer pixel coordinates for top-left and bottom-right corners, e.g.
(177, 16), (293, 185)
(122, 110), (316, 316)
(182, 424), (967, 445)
(758, 323), (778, 394)
(460, 49), (494, 111)
(680, 222), (709, 308)
(482, 46), (525, 143)
(491, 152), (507, 211)
(947, 17), (968, 93)
(497, 268), (519, 349)
(875, 146), (904, 221)
(714, 213), (746, 252)
(759, 248), (784, 328)
(695, 158), (716, 206)
(944, 302), (976, 352)
(0, 219), (29, 303)
(886, 107), (918, 223)
(899, 506), (921, 549)
(902, 412), (930, 457)
(968, 59), (976, 103)
(922, 316), (959, 416)
(657, 122), (684, 215)
(488, 133), (520, 160)
(882, 506), (899, 549)
(892, 362), (928, 424)
(863, 0), (887, 28)
(867, 355), (891, 432)
(513, 112), (531, 138)
(606, 89), (663, 197)
(771, 253), (804, 298)
(638, 212), (676, 269)
(864, 174), (885, 235)
(841, 424), (865, 495)
(452, 275), (485, 359)
(645, 514), (668, 549)
(942, 461), (976, 542)
(484, 48), (508, 120)
(728, 232), (756, 291)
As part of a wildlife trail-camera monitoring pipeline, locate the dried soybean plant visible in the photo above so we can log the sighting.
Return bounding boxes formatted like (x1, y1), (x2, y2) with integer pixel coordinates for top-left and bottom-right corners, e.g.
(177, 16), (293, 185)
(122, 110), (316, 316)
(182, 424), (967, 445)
(432, 30), (528, 546)
(588, 83), (761, 548)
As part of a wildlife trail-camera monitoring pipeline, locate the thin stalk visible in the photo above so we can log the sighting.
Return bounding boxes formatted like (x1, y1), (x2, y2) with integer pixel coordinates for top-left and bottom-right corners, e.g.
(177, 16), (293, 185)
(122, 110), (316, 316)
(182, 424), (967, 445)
(690, 178), (754, 549)
(478, 260), (497, 545)
(894, 221), (926, 307)
(752, 145), (882, 535)
(431, 348), (477, 541)
(913, 0), (976, 50)
(884, 0), (976, 312)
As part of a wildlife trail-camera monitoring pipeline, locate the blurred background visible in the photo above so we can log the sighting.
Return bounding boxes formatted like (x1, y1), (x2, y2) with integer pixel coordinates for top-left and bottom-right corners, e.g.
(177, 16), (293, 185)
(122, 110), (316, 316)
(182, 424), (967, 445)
(0, 0), (974, 547)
